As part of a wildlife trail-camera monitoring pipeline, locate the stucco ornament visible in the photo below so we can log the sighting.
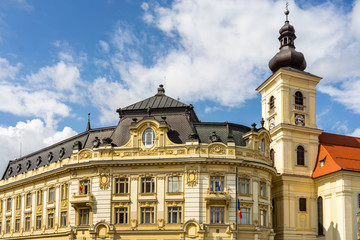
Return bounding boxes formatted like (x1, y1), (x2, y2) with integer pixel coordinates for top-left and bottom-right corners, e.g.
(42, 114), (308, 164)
(99, 173), (110, 190)
(186, 169), (198, 187)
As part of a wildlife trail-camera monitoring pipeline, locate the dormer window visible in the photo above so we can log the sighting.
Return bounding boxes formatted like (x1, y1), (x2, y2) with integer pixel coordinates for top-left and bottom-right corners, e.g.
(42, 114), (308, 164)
(142, 128), (155, 148)
(295, 91), (303, 105)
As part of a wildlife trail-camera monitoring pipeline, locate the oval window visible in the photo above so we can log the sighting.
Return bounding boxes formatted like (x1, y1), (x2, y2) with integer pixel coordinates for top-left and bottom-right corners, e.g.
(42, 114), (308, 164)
(142, 128), (155, 148)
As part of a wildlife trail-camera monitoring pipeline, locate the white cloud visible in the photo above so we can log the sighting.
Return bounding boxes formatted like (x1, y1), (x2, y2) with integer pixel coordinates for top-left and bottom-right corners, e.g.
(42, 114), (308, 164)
(350, 128), (360, 138)
(0, 119), (77, 175)
(0, 57), (21, 80)
(99, 40), (110, 53)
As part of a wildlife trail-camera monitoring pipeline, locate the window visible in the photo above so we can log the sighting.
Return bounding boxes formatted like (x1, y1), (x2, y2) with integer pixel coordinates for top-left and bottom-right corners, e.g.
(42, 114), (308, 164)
(168, 176), (182, 193)
(260, 181), (267, 198)
(0, 222), (2, 233)
(37, 190), (43, 205)
(142, 128), (155, 148)
(15, 218), (20, 232)
(6, 220), (10, 233)
(210, 207), (225, 224)
(26, 193), (32, 208)
(238, 178), (250, 194)
(61, 184), (68, 200)
(36, 216), (42, 230)
(114, 178), (128, 194)
(0, 200), (2, 212)
(320, 157), (326, 167)
(260, 210), (267, 227)
(261, 139), (265, 153)
(6, 198), (11, 211)
(61, 211), (67, 227)
(141, 177), (155, 193)
(140, 207), (155, 224)
(318, 197), (324, 235)
(295, 91), (303, 105)
(48, 213), (54, 228)
(210, 176), (224, 192)
(79, 180), (90, 195)
(239, 208), (250, 225)
(16, 195), (21, 209)
(25, 217), (31, 231)
(297, 146), (305, 166)
(358, 194), (360, 208)
(114, 207), (128, 224)
(168, 206), (182, 224)
(48, 187), (55, 203)
(299, 198), (307, 212)
(270, 149), (275, 165)
(79, 209), (90, 225)
(269, 96), (275, 110)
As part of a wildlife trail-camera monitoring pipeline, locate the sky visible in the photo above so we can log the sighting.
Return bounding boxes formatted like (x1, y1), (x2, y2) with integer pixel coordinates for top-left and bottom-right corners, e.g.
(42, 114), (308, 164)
(0, 0), (360, 174)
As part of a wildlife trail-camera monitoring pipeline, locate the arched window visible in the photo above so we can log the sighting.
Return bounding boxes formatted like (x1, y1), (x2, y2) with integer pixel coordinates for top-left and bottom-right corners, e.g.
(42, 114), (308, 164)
(295, 91), (303, 105)
(142, 128), (155, 148)
(270, 149), (275, 166)
(261, 139), (265, 153)
(297, 145), (305, 166)
(318, 197), (324, 235)
(269, 96), (275, 110)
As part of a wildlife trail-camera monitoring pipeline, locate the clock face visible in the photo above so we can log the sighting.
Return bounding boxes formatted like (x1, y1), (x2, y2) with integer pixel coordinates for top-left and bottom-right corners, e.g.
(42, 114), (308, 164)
(295, 114), (305, 126)
(269, 118), (275, 130)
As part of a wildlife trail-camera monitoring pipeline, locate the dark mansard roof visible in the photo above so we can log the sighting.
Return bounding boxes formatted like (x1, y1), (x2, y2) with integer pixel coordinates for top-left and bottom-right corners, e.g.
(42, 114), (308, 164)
(2, 85), (257, 180)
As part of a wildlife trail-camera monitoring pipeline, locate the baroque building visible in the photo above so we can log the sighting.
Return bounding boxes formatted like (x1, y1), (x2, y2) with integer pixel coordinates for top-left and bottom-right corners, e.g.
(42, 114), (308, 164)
(1, 9), (360, 240)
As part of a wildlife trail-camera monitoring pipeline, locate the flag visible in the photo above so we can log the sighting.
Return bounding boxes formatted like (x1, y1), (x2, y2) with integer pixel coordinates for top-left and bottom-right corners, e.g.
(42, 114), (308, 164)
(238, 199), (242, 219)
(215, 182), (221, 191)
(210, 185), (213, 192)
(79, 183), (83, 192)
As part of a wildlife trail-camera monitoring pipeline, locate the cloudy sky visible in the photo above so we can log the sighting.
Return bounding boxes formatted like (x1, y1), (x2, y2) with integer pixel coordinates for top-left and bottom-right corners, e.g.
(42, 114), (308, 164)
(0, 0), (359, 174)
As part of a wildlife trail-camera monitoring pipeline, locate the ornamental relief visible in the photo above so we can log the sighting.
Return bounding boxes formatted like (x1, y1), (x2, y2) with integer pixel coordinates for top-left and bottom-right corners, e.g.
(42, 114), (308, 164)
(166, 200), (184, 206)
(186, 169), (198, 187)
(138, 201), (156, 207)
(209, 145), (226, 155)
(79, 150), (92, 160)
(99, 173), (110, 190)
(113, 202), (130, 207)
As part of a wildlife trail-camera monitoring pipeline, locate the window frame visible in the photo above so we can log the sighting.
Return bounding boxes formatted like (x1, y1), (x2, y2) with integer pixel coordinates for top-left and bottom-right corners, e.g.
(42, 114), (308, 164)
(140, 207), (155, 224)
(25, 216), (31, 232)
(238, 178), (250, 195)
(259, 181), (267, 198)
(114, 207), (128, 225)
(15, 218), (20, 232)
(6, 198), (11, 212)
(60, 211), (67, 227)
(142, 128), (155, 148)
(47, 213), (54, 229)
(114, 178), (129, 194)
(168, 176), (183, 193)
(296, 145), (305, 166)
(210, 206), (225, 224)
(239, 207), (251, 225)
(79, 208), (90, 226)
(299, 198), (307, 212)
(269, 96), (275, 110)
(210, 176), (225, 192)
(295, 91), (304, 105)
(61, 183), (68, 200)
(36, 215), (42, 230)
(48, 187), (55, 203)
(260, 209), (267, 227)
(79, 180), (90, 195)
(26, 193), (32, 208)
(167, 206), (182, 224)
(5, 220), (10, 233)
(141, 177), (155, 193)
(37, 190), (43, 205)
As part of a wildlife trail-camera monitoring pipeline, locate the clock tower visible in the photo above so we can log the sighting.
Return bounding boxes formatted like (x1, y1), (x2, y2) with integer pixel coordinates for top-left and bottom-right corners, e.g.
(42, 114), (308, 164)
(257, 8), (322, 240)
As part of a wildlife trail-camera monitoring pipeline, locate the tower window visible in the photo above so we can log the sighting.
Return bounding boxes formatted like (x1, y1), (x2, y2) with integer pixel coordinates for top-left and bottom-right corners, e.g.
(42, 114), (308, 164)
(296, 145), (305, 166)
(318, 197), (324, 235)
(295, 91), (303, 105)
(269, 96), (275, 110)
(299, 198), (306, 212)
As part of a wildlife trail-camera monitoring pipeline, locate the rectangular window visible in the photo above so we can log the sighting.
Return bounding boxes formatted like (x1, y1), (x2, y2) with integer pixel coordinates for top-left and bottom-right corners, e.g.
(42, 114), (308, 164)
(114, 207), (128, 224)
(168, 206), (182, 224)
(61, 211), (67, 227)
(48, 187), (55, 203)
(0, 200), (2, 212)
(358, 194), (360, 208)
(210, 176), (224, 192)
(114, 178), (128, 194)
(260, 182), (267, 197)
(141, 177), (155, 193)
(25, 217), (31, 231)
(48, 213), (54, 229)
(26, 193), (32, 208)
(61, 184), (68, 200)
(6, 198), (11, 211)
(0, 222), (2, 233)
(79, 180), (90, 195)
(16, 196), (21, 209)
(79, 209), (90, 225)
(37, 190), (42, 205)
(239, 208), (250, 225)
(238, 178), (250, 194)
(15, 219), (20, 232)
(210, 206), (225, 224)
(6, 220), (10, 233)
(168, 176), (182, 193)
(299, 198), (307, 212)
(260, 210), (267, 227)
(36, 216), (42, 230)
(140, 207), (155, 224)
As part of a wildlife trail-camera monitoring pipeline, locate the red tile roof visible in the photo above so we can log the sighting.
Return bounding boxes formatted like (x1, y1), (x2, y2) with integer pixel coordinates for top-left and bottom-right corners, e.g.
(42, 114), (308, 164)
(313, 132), (360, 178)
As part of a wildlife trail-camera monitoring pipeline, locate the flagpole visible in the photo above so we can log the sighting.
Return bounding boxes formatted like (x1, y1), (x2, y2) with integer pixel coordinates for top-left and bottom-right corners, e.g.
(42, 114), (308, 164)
(235, 166), (238, 240)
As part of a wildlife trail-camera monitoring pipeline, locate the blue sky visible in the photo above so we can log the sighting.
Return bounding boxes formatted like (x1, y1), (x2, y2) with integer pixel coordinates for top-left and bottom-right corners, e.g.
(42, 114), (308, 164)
(0, 0), (359, 171)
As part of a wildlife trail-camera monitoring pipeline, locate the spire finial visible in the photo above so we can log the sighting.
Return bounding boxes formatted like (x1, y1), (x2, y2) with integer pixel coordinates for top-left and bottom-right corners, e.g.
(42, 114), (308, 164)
(285, 2), (289, 21)
(86, 113), (91, 131)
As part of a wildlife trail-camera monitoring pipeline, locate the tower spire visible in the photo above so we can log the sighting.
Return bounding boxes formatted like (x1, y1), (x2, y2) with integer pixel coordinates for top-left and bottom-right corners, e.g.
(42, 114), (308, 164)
(86, 113), (91, 131)
(268, 5), (306, 73)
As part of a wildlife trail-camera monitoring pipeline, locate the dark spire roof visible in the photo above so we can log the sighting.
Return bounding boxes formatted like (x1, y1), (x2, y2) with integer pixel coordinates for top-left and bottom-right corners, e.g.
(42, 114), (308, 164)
(268, 8), (306, 73)
(86, 113), (91, 131)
